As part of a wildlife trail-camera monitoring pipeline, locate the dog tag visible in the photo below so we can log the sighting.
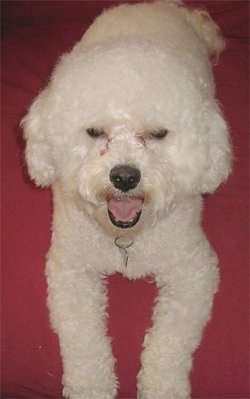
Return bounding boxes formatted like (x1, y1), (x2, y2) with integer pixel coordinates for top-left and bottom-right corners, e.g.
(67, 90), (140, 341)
(115, 237), (133, 267)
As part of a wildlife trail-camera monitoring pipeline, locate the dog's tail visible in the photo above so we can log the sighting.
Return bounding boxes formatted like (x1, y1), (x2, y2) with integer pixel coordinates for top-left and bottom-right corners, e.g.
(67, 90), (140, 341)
(180, 7), (225, 57)
(156, 0), (225, 58)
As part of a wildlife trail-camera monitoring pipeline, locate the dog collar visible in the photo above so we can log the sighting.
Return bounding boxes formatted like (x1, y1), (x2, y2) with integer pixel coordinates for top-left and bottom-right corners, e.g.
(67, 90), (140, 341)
(115, 237), (133, 267)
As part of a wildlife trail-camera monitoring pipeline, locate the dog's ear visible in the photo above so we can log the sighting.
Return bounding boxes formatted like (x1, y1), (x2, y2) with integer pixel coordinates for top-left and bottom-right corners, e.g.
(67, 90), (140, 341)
(180, 6), (225, 58)
(201, 106), (232, 194)
(21, 88), (56, 187)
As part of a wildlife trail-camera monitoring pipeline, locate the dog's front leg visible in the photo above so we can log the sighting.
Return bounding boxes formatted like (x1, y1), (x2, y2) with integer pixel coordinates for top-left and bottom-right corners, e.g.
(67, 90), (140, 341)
(137, 253), (219, 399)
(46, 259), (117, 399)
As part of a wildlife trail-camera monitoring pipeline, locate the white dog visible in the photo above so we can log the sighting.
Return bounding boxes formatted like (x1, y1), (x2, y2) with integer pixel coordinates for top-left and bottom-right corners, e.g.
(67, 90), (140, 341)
(22, 0), (232, 398)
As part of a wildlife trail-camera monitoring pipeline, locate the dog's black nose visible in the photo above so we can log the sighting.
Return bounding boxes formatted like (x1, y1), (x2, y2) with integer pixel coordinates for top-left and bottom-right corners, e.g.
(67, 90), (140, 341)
(109, 165), (141, 192)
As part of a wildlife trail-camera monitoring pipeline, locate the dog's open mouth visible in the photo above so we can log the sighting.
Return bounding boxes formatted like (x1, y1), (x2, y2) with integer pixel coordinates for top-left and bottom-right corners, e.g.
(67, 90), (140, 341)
(108, 197), (143, 228)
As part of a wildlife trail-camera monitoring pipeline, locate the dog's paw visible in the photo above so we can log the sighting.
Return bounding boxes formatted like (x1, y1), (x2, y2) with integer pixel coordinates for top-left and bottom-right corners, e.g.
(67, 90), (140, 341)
(137, 371), (191, 399)
(62, 385), (117, 399)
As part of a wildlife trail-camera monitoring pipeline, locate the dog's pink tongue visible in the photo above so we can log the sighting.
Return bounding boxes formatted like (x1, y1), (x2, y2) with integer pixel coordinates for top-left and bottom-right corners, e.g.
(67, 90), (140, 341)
(108, 198), (142, 222)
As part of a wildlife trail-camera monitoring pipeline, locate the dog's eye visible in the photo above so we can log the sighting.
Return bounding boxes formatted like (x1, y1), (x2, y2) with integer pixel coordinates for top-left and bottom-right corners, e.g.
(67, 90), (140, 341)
(150, 129), (169, 139)
(86, 128), (105, 138)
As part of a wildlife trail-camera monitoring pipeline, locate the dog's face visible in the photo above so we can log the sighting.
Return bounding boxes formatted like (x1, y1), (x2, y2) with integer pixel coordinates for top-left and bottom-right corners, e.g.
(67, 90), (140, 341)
(22, 29), (231, 238)
(76, 121), (172, 236)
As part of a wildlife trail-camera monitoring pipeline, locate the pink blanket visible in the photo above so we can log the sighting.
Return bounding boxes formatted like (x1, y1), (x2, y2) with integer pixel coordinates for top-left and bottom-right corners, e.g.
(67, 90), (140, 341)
(2, 1), (249, 397)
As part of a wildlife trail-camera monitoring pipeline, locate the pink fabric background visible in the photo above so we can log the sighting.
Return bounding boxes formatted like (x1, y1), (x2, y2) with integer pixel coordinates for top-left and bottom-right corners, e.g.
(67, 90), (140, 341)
(2, 1), (249, 398)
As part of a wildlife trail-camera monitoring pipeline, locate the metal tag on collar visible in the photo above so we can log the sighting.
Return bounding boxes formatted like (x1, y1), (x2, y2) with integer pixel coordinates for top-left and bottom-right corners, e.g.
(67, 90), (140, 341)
(115, 237), (133, 267)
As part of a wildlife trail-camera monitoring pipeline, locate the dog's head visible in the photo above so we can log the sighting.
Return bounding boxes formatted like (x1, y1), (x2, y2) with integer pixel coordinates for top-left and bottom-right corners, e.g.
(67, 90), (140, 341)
(22, 1), (232, 237)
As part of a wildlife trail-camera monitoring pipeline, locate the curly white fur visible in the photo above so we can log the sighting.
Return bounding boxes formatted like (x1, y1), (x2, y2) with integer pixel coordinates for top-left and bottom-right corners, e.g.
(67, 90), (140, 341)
(22, 1), (232, 398)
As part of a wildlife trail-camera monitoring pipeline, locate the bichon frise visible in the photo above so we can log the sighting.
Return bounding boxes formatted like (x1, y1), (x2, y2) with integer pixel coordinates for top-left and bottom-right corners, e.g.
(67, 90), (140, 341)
(22, 0), (232, 398)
